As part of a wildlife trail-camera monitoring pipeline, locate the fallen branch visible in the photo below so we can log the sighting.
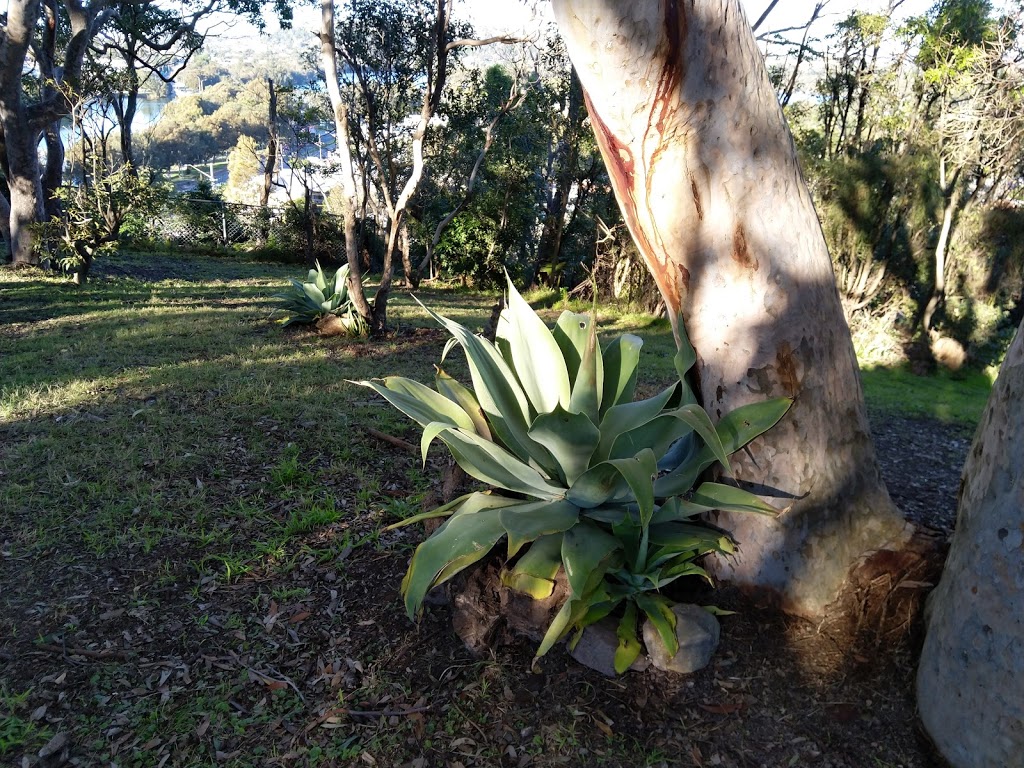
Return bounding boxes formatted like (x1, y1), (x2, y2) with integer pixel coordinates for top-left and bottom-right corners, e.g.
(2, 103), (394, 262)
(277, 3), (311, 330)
(365, 427), (417, 455)
(305, 704), (433, 731)
(35, 643), (135, 660)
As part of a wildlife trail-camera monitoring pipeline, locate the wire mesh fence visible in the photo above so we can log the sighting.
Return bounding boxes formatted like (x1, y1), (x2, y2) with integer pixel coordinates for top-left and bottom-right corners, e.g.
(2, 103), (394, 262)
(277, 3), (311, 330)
(133, 198), (345, 262)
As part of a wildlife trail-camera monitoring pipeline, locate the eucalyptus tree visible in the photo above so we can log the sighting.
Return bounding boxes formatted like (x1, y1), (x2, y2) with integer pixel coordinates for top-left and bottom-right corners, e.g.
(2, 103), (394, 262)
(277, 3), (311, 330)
(552, 0), (915, 617)
(414, 64), (528, 285)
(89, 2), (207, 170)
(917, 314), (1024, 767)
(0, 0), (283, 266)
(903, 0), (1024, 332)
(318, 0), (525, 333)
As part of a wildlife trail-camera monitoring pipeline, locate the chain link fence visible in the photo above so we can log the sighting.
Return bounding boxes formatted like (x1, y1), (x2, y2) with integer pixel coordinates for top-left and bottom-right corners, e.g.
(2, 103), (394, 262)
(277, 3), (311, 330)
(130, 198), (345, 263)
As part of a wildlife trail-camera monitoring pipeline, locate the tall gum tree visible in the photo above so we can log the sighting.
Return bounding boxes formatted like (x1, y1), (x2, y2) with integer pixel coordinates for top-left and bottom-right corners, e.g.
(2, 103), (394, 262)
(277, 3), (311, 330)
(917, 313), (1024, 768)
(916, 315), (1024, 767)
(552, 0), (912, 617)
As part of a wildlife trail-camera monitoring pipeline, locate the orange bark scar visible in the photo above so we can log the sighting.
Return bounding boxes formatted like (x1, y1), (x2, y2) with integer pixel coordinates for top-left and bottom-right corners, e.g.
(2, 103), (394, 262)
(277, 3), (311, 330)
(775, 342), (801, 396)
(732, 222), (758, 271)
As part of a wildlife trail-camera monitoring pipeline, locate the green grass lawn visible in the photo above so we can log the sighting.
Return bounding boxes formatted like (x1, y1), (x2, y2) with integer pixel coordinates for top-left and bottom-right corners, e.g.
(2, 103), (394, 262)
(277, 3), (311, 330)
(859, 364), (991, 426)
(0, 252), (987, 767)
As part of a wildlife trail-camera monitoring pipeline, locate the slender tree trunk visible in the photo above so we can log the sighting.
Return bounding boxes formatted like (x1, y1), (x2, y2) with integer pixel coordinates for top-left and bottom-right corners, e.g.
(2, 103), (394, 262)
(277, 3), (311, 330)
(922, 157), (961, 334)
(261, 78), (278, 210)
(42, 121), (64, 221)
(113, 79), (139, 170)
(319, 0), (372, 322)
(553, 0), (910, 617)
(0, 0), (43, 266)
(536, 66), (584, 279)
(0, 192), (12, 260)
(917, 316), (1024, 767)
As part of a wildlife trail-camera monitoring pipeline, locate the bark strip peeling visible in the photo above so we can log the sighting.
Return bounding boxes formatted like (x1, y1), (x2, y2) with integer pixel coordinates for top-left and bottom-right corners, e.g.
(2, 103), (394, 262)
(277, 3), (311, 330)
(553, 0), (911, 617)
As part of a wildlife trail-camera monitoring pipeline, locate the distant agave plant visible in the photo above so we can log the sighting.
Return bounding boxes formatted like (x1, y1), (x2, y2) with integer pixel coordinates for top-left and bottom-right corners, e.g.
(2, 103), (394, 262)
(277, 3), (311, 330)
(356, 277), (790, 672)
(273, 262), (368, 336)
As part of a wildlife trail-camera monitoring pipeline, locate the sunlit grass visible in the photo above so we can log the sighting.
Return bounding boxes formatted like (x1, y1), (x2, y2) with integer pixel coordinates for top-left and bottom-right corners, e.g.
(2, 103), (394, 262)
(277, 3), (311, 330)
(860, 364), (991, 425)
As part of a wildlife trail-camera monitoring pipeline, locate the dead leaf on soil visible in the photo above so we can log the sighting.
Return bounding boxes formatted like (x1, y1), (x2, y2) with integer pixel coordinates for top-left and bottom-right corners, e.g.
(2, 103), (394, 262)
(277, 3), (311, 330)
(699, 701), (746, 715)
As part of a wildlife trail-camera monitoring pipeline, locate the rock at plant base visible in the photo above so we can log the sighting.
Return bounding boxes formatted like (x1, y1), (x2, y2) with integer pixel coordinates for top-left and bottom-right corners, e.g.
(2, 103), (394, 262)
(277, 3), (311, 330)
(644, 604), (720, 674)
(315, 314), (348, 336)
(451, 562), (570, 655)
(569, 619), (650, 677)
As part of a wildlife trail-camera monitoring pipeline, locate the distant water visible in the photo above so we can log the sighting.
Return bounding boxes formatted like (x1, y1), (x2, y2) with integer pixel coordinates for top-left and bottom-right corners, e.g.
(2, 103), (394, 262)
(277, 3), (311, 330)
(59, 94), (170, 149)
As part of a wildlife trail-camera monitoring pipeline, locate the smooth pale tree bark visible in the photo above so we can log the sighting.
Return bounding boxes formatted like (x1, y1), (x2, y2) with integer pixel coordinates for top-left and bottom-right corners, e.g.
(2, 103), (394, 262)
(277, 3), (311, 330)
(319, 0), (373, 322)
(916, 316), (1024, 768)
(552, 0), (911, 616)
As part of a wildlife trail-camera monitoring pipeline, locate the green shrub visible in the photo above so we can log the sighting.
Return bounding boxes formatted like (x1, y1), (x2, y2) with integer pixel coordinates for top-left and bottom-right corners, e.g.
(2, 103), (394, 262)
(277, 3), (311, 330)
(356, 277), (790, 672)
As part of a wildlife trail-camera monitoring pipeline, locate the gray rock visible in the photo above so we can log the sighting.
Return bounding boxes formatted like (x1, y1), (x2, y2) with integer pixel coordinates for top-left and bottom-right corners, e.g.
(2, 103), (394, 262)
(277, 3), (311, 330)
(569, 619), (650, 677)
(643, 603), (720, 674)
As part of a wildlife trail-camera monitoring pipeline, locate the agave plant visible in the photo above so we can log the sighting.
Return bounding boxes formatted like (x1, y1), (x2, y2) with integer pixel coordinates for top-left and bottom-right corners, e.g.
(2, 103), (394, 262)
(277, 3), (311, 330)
(273, 261), (368, 336)
(355, 277), (790, 672)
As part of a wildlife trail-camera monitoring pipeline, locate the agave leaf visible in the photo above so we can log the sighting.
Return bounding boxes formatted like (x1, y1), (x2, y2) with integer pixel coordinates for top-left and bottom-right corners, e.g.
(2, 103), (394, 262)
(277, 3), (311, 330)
(333, 265), (351, 300)
(314, 262), (329, 293)
(567, 462), (629, 509)
(611, 514), (643, 572)
(575, 586), (621, 632)
(655, 398), (792, 496)
(652, 448), (717, 498)
(607, 411), (692, 464)
(301, 282), (327, 308)
(657, 432), (700, 472)
(400, 508), (506, 618)
(561, 521), (621, 598)
(601, 334), (643, 413)
(582, 506), (629, 526)
(714, 397), (793, 456)
(498, 276), (571, 414)
(552, 311), (592, 385)
(647, 521), (734, 550)
(384, 491), (512, 530)
(535, 581), (614, 662)
(689, 482), (782, 516)
(662, 560), (712, 583)
(500, 499), (579, 558)
(435, 367), (491, 440)
(594, 383), (678, 463)
(568, 311), (603, 423)
(431, 426), (565, 500)
(650, 496), (713, 523)
(614, 601), (643, 675)
(534, 598), (577, 661)
(602, 449), (658, 528)
(529, 407), (601, 486)
(673, 318), (697, 379)
(634, 593), (678, 657)
(417, 300), (542, 466)
(501, 533), (563, 598)
(665, 404), (731, 470)
(353, 377), (476, 434)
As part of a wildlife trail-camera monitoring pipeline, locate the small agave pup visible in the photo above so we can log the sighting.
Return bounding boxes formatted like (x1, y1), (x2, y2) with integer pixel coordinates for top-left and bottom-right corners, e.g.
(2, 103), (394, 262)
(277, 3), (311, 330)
(355, 278), (791, 673)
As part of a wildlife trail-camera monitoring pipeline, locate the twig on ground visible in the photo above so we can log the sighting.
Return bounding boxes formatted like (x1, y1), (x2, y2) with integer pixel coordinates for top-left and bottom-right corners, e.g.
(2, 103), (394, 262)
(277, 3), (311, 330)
(35, 642), (135, 660)
(365, 427), (418, 455)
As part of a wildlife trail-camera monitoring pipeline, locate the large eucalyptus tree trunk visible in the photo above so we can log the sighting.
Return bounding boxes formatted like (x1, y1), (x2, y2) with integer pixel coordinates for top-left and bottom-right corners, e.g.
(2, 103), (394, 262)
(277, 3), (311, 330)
(916, 316), (1024, 768)
(552, 0), (911, 617)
